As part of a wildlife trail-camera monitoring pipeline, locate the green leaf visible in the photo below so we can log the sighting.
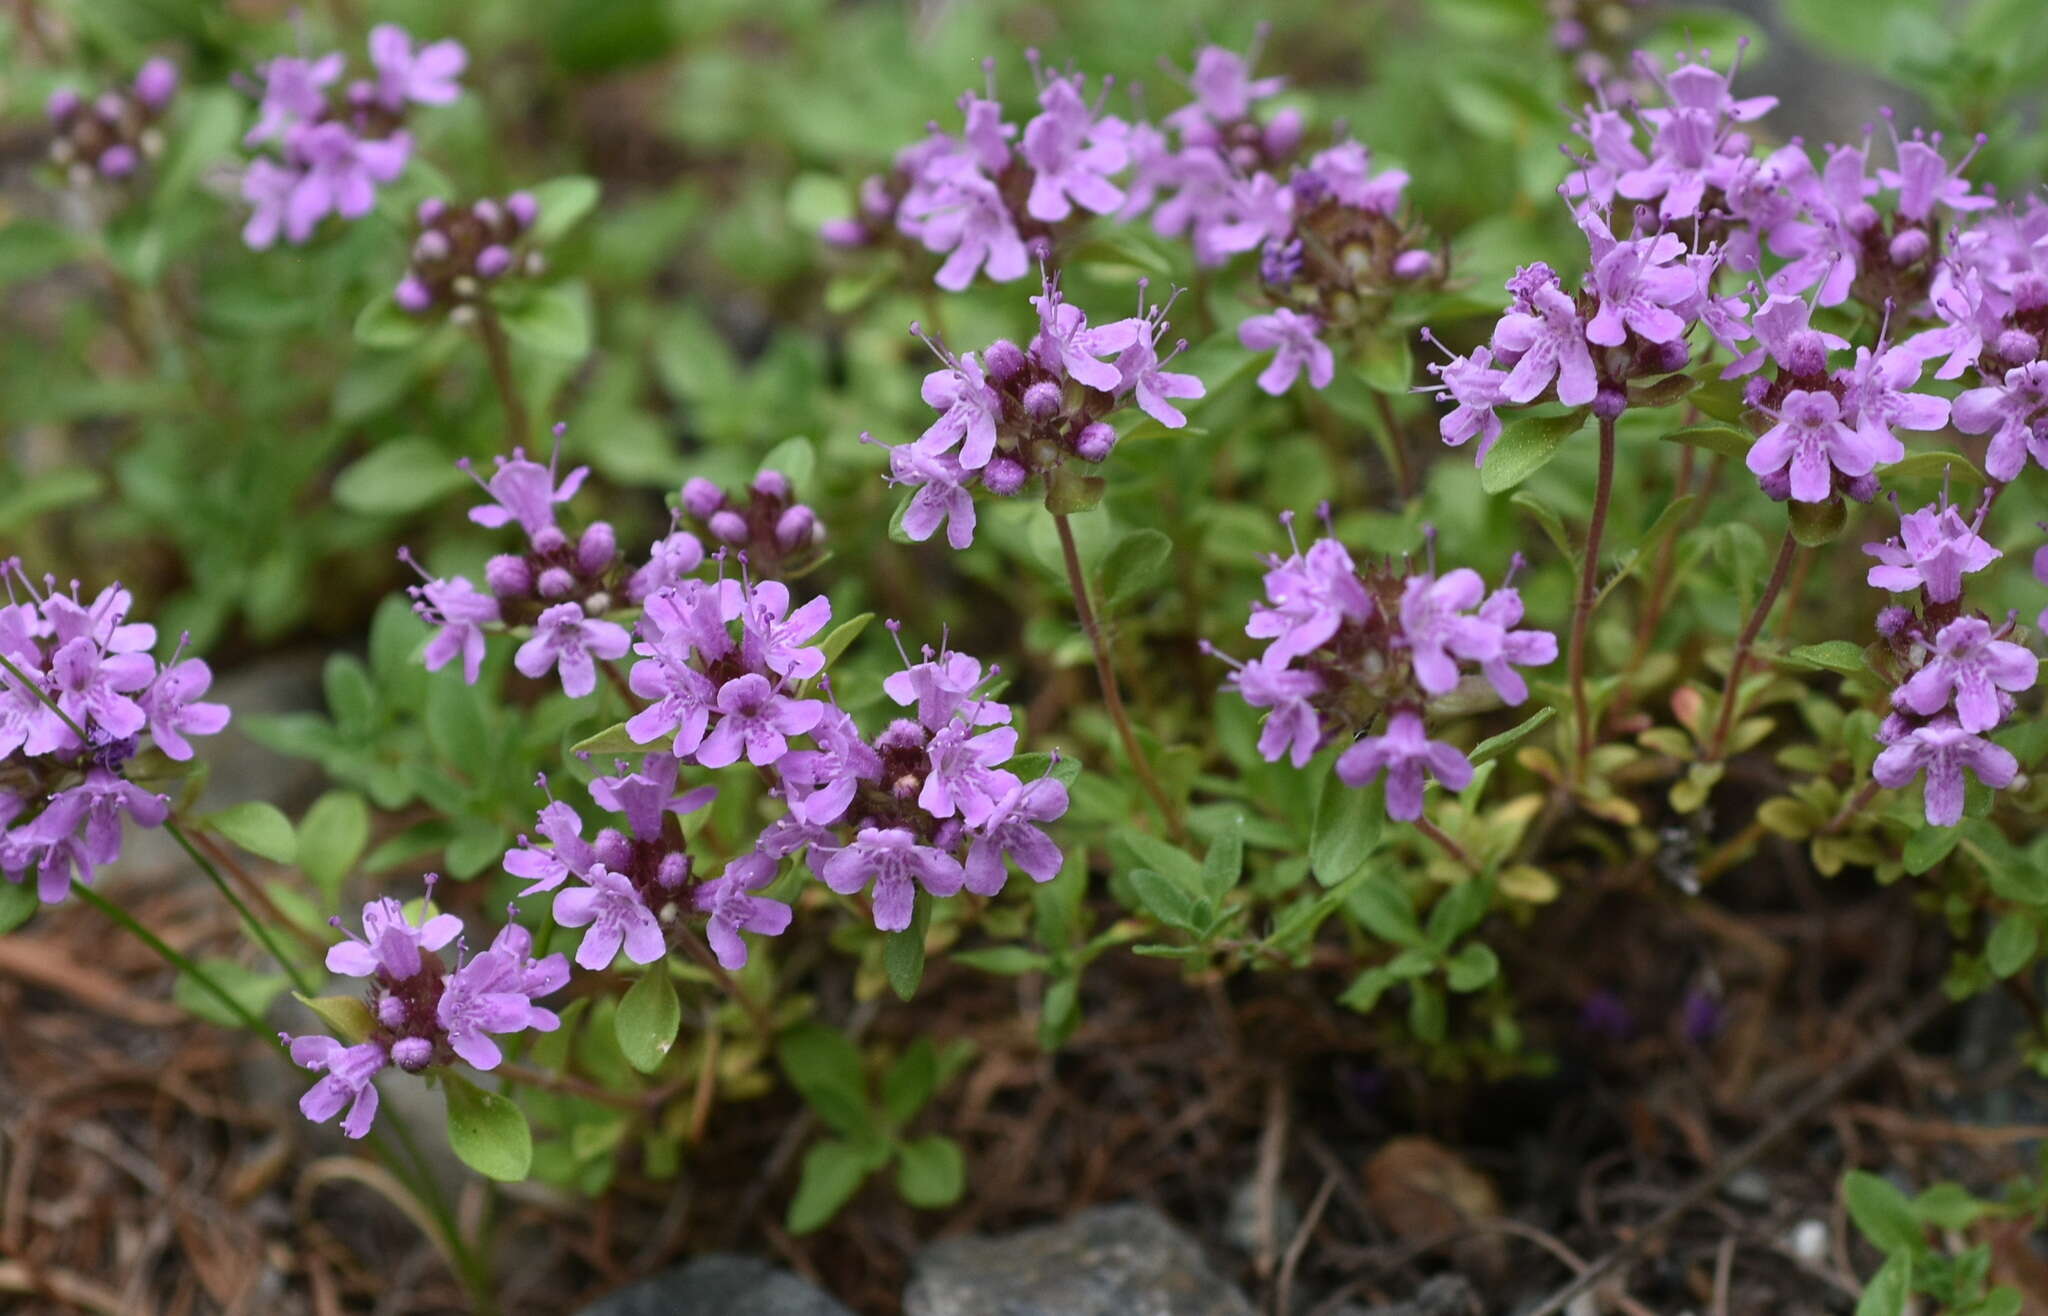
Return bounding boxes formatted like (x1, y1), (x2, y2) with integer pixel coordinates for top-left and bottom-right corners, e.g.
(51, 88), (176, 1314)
(615, 969), (682, 1073)
(174, 959), (286, 1028)
(297, 791), (370, 899)
(1445, 942), (1500, 992)
(1469, 706), (1556, 766)
(1789, 497), (1848, 547)
(951, 947), (1051, 975)
(293, 993), (376, 1044)
(1426, 879), (1495, 949)
(333, 438), (468, 516)
(0, 881), (36, 935)
(1311, 781), (1384, 885)
(0, 468), (107, 534)
(1902, 825), (1960, 876)
(1913, 1182), (1993, 1230)
(1128, 868), (1199, 931)
(1660, 423), (1752, 460)
(572, 721), (644, 756)
(1118, 829), (1205, 891)
(156, 87), (241, 201)
(1479, 409), (1590, 494)
(757, 434), (817, 492)
(882, 1039), (938, 1127)
(1988, 915), (2038, 979)
(894, 1134), (966, 1208)
(1044, 465), (1107, 515)
(1100, 529), (1174, 610)
(788, 1138), (872, 1234)
(205, 802), (298, 865)
(1784, 641), (1870, 676)
(814, 612), (873, 670)
(1006, 752), (1083, 788)
(777, 1024), (873, 1138)
(1883, 450), (1988, 488)
(885, 893), (932, 1001)
(1855, 1253), (1911, 1316)
(1200, 814), (1244, 901)
(1510, 491), (1578, 568)
(527, 175), (602, 244)
(1844, 1170), (1924, 1256)
(496, 283), (593, 358)
(1408, 980), (1447, 1042)
(353, 294), (429, 350)
(443, 1073), (534, 1182)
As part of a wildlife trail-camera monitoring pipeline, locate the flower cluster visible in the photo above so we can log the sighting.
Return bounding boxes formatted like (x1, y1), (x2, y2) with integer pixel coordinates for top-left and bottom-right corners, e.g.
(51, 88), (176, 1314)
(286, 881), (567, 1138)
(1864, 489), (2035, 825)
(870, 277), (1204, 550)
(45, 58), (178, 186)
(676, 470), (826, 579)
(240, 25), (465, 249)
(394, 193), (545, 317)
(1206, 519), (1557, 820)
(0, 565), (228, 903)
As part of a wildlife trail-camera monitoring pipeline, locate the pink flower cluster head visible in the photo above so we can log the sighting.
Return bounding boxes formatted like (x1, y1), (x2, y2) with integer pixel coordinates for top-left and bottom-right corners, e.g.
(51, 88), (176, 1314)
(670, 469), (826, 581)
(1208, 518), (1556, 821)
(285, 878), (568, 1138)
(1, 564), (228, 904)
(45, 57), (179, 186)
(1863, 487), (2037, 826)
(239, 26), (465, 249)
(870, 277), (1205, 550)
(393, 193), (544, 318)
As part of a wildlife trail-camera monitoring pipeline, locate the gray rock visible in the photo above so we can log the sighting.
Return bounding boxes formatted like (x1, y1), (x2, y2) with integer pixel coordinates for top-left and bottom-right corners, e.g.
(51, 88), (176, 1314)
(578, 1254), (852, 1316)
(1224, 1175), (1300, 1257)
(904, 1202), (1255, 1316)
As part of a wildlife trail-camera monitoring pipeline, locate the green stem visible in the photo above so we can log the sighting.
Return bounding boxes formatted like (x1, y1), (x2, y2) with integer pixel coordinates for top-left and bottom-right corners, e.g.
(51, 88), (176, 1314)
(164, 820), (316, 996)
(1567, 415), (1617, 784)
(1702, 526), (1799, 762)
(474, 303), (530, 451)
(69, 881), (281, 1041)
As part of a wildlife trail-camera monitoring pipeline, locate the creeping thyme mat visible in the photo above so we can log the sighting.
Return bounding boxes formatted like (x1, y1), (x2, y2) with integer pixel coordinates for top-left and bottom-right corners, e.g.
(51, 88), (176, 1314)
(7, 3), (2048, 1314)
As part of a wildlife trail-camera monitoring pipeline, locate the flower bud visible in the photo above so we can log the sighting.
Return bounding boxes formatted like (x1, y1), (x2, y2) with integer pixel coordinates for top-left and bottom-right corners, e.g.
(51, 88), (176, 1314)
(1783, 329), (1829, 379)
(681, 477), (724, 519)
(594, 829), (633, 870)
(485, 554), (532, 597)
(709, 510), (749, 544)
(97, 145), (138, 178)
(1996, 328), (2040, 364)
(536, 566), (576, 598)
(1756, 467), (1792, 501)
(1392, 248), (1439, 281)
(1742, 375), (1772, 409)
(346, 80), (376, 110)
(1263, 106), (1304, 159)
(1875, 605), (1913, 639)
(133, 58), (179, 110)
(1843, 202), (1879, 234)
(819, 218), (868, 248)
(1022, 380), (1064, 419)
(417, 197), (446, 226)
(394, 276), (433, 314)
(475, 244), (513, 279)
(984, 338), (1028, 382)
(1888, 228), (1930, 266)
(578, 522), (617, 574)
(95, 92), (126, 124)
(1641, 337), (1690, 374)
(656, 852), (690, 890)
(46, 87), (81, 126)
(378, 996), (409, 1029)
(391, 1037), (434, 1072)
(472, 199), (504, 230)
(982, 455), (1028, 495)
(505, 191), (539, 231)
(775, 504), (816, 549)
(751, 469), (792, 501)
(414, 229), (452, 263)
(1843, 471), (1880, 503)
(1075, 421), (1117, 462)
(530, 524), (569, 556)
(1591, 386), (1628, 420)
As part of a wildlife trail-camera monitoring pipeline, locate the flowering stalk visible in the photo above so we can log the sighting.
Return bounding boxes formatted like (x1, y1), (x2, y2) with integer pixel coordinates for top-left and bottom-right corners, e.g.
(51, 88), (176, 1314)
(1701, 527), (1800, 761)
(474, 302), (531, 450)
(1052, 510), (1185, 842)
(1567, 413), (1617, 781)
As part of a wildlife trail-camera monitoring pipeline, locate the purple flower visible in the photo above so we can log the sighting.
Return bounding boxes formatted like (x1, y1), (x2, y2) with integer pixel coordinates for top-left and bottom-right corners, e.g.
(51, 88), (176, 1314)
(625, 530), (706, 603)
(626, 649), (717, 749)
(1021, 76), (1128, 222)
(1176, 44), (1284, 125)
(884, 441), (978, 550)
(1492, 271), (1597, 407)
(693, 865), (793, 970)
(286, 1035), (387, 1139)
(920, 721), (1018, 826)
(554, 864), (666, 969)
(1882, 136), (1992, 224)
(1873, 717), (2018, 827)
(1398, 569), (1502, 696)
(1240, 309), (1334, 394)
(514, 603), (631, 699)
(1308, 141), (1409, 214)
(1894, 617), (2038, 733)
(780, 706), (882, 825)
(1864, 497), (2000, 603)
(1744, 390), (1887, 504)
(1247, 536), (1373, 663)
(367, 25), (466, 111)
(411, 575), (499, 685)
(1334, 710), (1475, 821)
(1953, 362), (2048, 484)
(141, 657), (231, 761)
(819, 827), (965, 932)
(911, 168), (1029, 292)
(640, 578), (737, 667)
(133, 58), (179, 110)
(1839, 345), (1951, 453)
(504, 799), (595, 896)
(964, 776), (1069, 895)
(883, 641), (1010, 732)
(12, 769), (169, 901)
(1113, 329), (1207, 429)
(240, 158), (303, 249)
(1584, 230), (1693, 346)
(1473, 576), (1559, 706)
(38, 635), (151, 751)
(735, 580), (832, 680)
(696, 674), (823, 769)
(437, 936), (565, 1071)
(1226, 655), (1324, 767)
(917, 351), (1004, 469)
(245, 53), (343, 147)
(1032, 291), (1140, 392)
(286, 123), (411, 237)
(463, 448), (590, 539)
(1725, 293), (1848, 379)
(590, 753), (715, 842)
(326, 893), (463, 981)
(1425, 344), (1510, 463)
